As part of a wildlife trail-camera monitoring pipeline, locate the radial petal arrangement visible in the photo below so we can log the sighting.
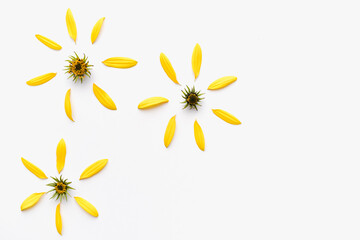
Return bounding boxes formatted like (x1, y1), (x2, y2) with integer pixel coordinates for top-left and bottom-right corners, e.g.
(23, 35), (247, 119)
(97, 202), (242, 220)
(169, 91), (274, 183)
(138, 44), (240, 150)
(20, 139), (108, 235)
(28, 8), (137, 121)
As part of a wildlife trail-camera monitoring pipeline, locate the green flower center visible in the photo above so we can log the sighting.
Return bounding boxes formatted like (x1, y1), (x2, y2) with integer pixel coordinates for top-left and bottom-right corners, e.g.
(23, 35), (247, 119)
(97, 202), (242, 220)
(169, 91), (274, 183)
(65, 52), (93, 83)
(47, 176), (74, 201)
(181, 86), (204, 111)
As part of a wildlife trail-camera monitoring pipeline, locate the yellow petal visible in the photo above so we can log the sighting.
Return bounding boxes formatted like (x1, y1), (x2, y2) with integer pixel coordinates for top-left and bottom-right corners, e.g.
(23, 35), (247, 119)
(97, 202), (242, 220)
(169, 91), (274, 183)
(194, 120), (205, 151)
(80, 159), (108, 180)
(160, 53), (179, 84)
(93, 83), (117, 110)
(138, 97), (169, 109)
(74, 197), (99, 217)
(91, 17), (105, 44)
(65, 89), (74, 121)
(21, 157), (47, 179)
(66, 8), (77, 43)
(56, 139), (66, 174)
(191, 43), (202, 79)
(164, 115), (176, 148)
(208, 76), (237, 90)
(56, 204), (62, 235)
(35, 35), (62, 50)
(26, 73), (56, 86)
(102, 57), (137, 68)
(21, 192), (45, 211)
(212, 109), (241, 125)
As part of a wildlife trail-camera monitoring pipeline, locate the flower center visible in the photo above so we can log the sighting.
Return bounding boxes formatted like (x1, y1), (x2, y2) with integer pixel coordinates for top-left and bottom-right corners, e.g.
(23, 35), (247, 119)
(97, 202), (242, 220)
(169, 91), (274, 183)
(47, 175), (74, 201)
(65, 52), (93, 83)
(181, 86), (204, 111)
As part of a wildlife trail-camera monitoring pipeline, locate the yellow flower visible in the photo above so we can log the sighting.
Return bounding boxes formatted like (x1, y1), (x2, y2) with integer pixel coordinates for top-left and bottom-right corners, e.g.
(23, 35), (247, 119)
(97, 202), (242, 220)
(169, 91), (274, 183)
(138, 44), (241, 151)
(28, 9), (137, 121)
(20, 138), (108, 235)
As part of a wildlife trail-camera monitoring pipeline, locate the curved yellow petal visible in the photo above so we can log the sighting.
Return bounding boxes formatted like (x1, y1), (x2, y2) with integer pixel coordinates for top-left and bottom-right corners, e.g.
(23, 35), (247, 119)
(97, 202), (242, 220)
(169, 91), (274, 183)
(164, 115), (176, 148)
(65, 89), (74, 121)
(27, 73), (56, 86)
(208, 76), (237, 90)
(21, 157), (47, 179)
(194, 120), (205, 151)
(138, 97), (169, 109)
(93, 83), (117, 110)
(55, 204), (62, 235)
(80, 159), (108, 180)
(66, 8), (77, 43)
(21, 192), (45, 211)
(191, 43), (202, 79)
(91, 17), (105, 44)
(35, 35), (62, 50)
(160, 53), (178, 84)
(74, 197), (99, 217)
(56, 139), (66, 174)
(102, 57), (137, 68)
(212, 109), (241, 125)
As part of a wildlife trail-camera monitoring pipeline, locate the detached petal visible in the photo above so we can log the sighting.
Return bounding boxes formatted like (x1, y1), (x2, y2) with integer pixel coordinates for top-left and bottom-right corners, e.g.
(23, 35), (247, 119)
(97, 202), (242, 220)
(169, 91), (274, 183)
(91, 17), (105, 44)
(21, 192), (45, 211)
(56, 139), (66, 174)
(212, 109), (241, 125)
(102, 57), (137, 68)
(66, 8), (77, 43)
(35, 35), (62, 50)
(80, 159), (108, 180)
(93, 83), (117, 110)
(160, 53), (179, 84)
(65, 89), (74, 121)
(55, 204), (62, 235)
(208, 76), (237, 90)
(21, 157), (47, 179)
(74, 197), (99, 217)
(164, 115), (176, 148)
(194, 120), (205, 151)
(191, 44), (202, 79)
(26, 73), (56, 86)
(138, 97), (169, 109)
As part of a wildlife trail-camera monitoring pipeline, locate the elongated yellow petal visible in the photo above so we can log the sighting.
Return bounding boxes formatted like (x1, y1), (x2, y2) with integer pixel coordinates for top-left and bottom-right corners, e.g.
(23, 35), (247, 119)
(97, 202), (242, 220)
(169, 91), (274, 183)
(35, 35), (62, 50)
(21, 192), (45, 211)
(138, 97), (169, 109)
(194, 120), (205, 151)
(65, 89), (74, 121)
(102, 57), (137, 68)
(74, 197), (99, 217)
(21, 157), (47, 179)
(164, 115), (176, 148)
(80, 159), (108, 180)
(192, 44), (202, 79)
(56, 139), (66, 173)
(66, 8), (77, 43)
(27, 73), (56, 86)
(91, 17), (105, 44)
(56, 204), (62, 235)
(212, 109), (241, 125)
(93, 83), (117, 110)
(160, 53), (179, 84)
(208, 76), (237, 90)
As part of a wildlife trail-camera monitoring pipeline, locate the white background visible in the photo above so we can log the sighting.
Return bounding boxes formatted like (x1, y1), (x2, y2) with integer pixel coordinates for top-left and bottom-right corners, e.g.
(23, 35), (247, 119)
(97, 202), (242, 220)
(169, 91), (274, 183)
(0, 0), (360, 239)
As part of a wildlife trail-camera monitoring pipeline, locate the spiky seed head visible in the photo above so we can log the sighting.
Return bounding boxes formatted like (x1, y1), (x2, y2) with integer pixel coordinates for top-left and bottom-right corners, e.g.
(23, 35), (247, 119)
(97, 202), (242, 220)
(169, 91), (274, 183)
(46, 175), (75, 202)
(64, 52), (93, 83)
(181, 85), (204, 110)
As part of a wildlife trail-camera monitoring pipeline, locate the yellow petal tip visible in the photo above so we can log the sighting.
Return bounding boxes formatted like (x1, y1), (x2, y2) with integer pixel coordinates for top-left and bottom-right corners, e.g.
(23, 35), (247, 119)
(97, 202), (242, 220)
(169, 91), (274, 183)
(138, 97), (169, 109)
